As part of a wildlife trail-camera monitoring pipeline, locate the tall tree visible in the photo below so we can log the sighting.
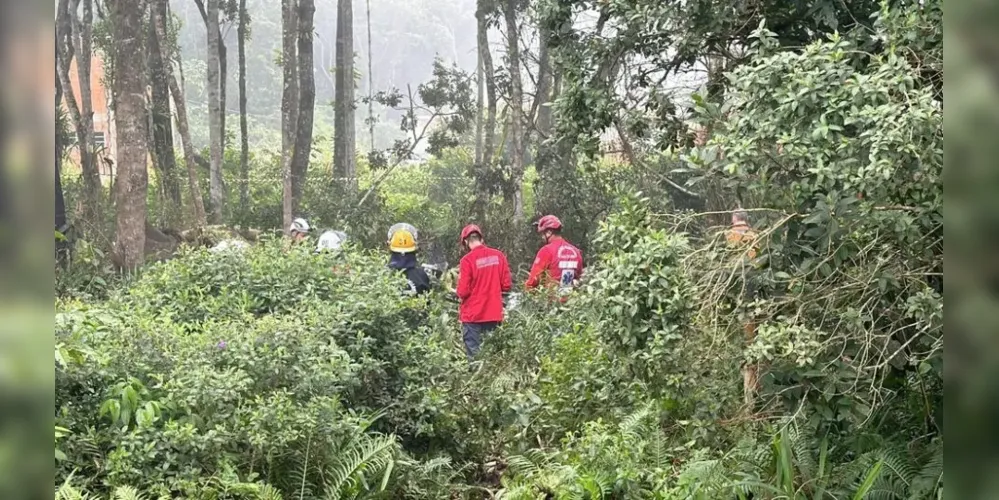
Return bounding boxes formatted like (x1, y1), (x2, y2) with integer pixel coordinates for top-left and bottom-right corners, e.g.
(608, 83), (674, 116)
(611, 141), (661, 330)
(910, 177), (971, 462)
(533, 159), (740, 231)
(146, 0), (181, 208)
(108, 0), (149, 270)
(474, 44), (484, 166)
(193, 0), (228, 154)
(156, 0), (206, 226)
(290, 0), (317, 205)
(333, 0), (357, 191)
(281, 0), (299, 231)
(365, 0), (375, 151)
(503, 0), (525, 224)
(56, 0), (101, 222)
(237, 0), (249, 212)
(206, 0), (225, 222)
(532, 25), (555, 173)
(56, 75), (68, 249)
(473, 0), (497, 221)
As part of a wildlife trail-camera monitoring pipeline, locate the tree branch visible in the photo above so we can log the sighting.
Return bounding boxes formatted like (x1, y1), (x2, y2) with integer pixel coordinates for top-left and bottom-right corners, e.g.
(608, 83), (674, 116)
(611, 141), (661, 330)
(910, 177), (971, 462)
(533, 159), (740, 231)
(614, 119), (702, 199)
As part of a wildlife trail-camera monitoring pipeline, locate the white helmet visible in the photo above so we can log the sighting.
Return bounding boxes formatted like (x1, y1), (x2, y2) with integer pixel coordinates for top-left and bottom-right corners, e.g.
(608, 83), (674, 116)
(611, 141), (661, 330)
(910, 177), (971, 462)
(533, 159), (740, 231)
(290, 217), (311, 234)
(316, 230), (348, 253)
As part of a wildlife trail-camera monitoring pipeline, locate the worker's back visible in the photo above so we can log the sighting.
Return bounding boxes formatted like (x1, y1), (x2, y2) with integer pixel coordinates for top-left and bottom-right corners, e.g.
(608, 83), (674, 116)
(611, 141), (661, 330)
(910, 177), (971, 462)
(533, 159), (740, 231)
(456, 245), (512, 323)
(726, 222), (758, 259)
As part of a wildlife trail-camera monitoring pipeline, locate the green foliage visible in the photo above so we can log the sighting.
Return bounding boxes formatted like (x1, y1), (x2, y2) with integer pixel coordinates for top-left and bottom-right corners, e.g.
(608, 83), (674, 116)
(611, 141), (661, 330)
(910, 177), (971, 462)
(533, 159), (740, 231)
(681, 6), (942, 438)
(539, 0), (883, 160)
(56, 241), (467, 498)
(56, 238), (123, 300)
(57, 4), (941, 499)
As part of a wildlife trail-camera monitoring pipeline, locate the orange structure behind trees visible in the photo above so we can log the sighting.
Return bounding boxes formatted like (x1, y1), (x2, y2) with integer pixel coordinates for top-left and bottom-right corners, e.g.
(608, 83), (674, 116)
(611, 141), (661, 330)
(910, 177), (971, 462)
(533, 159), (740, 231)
(63, 52), (116, 178)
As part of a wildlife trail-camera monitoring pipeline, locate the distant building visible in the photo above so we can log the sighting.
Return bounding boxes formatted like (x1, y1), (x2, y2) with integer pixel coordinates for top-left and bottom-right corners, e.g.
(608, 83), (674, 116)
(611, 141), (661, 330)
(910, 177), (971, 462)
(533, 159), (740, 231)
(62, 52), (116, 178)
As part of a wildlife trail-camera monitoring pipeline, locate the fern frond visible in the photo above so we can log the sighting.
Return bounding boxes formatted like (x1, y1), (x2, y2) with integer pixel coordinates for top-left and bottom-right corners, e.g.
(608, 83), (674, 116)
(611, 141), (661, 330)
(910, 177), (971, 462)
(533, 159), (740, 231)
(787, 422), (818, 483)
(495, 478), (538, 500)
(909, 440), (943, 500)
(324, 434), (398, 499)
(258, 484), (284, 500)
(283, 447), (317, 500)
(112, 485), (145, 500)
(877, 448), (916, 492)
(419, 456), (452, 474)
(577, 471), (613, 499)
(618, 404), (654, 444)
(507, 449), (554, 479)
(55, 478), (87, 500)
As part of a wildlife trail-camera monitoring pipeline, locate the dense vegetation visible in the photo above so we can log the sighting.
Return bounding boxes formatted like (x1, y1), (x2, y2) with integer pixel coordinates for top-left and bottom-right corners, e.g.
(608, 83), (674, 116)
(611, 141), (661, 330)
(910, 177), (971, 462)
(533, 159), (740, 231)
(55, 0), (941, 497)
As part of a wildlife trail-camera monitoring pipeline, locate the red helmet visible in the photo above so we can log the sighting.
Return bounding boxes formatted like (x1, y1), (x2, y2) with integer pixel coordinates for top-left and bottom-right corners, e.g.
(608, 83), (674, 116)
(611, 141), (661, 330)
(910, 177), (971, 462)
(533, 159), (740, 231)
(460, 224), (483, 244)
(535, 215), (562, 233)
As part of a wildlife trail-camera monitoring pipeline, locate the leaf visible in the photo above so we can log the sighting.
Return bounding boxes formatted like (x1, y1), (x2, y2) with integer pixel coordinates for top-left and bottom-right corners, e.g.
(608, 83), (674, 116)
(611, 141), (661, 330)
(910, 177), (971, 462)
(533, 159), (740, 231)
(379, 459), (394, 491)
(852, 459), (884, 500)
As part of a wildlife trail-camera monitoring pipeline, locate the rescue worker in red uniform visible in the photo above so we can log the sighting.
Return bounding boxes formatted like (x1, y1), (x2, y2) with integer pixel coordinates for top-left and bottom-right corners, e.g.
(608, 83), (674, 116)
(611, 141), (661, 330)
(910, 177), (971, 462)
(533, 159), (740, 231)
(456, 224), (512, 359)
(525, 215), (584, 300)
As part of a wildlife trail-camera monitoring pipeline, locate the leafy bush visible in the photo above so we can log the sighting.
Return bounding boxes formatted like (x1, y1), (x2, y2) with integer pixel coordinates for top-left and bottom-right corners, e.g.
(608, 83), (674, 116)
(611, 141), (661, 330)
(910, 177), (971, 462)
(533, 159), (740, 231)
(56, 241), (469, 498)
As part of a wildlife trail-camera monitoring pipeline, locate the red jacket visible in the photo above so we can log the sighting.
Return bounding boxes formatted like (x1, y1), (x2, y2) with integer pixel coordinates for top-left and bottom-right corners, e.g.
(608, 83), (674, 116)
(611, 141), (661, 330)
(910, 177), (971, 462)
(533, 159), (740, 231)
(525, 237), (584, 291)
(456, 245), (512, 323)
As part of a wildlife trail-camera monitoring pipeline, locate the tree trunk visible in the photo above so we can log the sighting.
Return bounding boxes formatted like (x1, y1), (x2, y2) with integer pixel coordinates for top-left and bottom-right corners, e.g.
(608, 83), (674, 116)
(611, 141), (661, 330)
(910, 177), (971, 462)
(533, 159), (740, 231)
(474, 0), (496, 222)
(333, 0), (357, 191)
(365, 0), (375, 151)
(109, 0), (149, 271)
(281, 0), (299, 232)
(206, 0), (224, 223)
(57, 0), (102, 222)
(147, 0), (181, 207)
(503, 0), (525, 225)
(474, 42), (484, 166)
(219, 31), (228, 153)
(534, 30), (554, 175)
(158, 4), (206, 226)
(535, 30), (553, 142)
(237, 0), (249, 212)
(194, 0), (227, 153)
(291, 0), (316, 205)
(56, 73), (68, 242)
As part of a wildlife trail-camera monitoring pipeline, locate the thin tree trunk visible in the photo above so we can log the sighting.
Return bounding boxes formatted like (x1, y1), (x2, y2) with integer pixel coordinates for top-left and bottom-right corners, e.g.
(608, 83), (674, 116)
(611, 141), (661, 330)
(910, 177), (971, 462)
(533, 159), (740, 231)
(291, 0), (316, 206)
(57, 0), (102, 222)
(147, 0), (181, 207)
(281, 0), (299, 231)
(474, 45), (483, 166)
(474, 1), (496, 222)
(237, 0), (249, 212)
(533, 30), (554, 175)
(206, 0), (224, 223)
(56, 71), (68, 244)
(219, 32), (228, 152)
(534, 30), (553, 139)
(194, 0), (227, 153)
(109, 0), (149, 271)
(503, 0), (525, 225)
(333, 0), (356, 191)
(157, 3), (206, 226)
(145, 75), (164, 212)
(166, 70), (208, 226)
(365, 0), (375, 151)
